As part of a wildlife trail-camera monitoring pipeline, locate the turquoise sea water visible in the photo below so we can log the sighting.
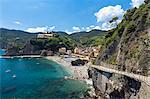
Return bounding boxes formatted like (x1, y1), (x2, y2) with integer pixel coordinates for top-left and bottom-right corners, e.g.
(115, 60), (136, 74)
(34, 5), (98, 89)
(0, 50), (87, 98)
(0, 49), (5, 55)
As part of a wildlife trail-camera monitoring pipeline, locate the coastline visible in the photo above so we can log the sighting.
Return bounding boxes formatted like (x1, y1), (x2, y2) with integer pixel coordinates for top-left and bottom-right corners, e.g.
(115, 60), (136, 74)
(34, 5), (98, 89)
(45, 56), (90, 81)
(0, 54), (89, 81)
(45, 56), (95, 97)
(1, 54), (95, 97)
(0, 55), (90, 82)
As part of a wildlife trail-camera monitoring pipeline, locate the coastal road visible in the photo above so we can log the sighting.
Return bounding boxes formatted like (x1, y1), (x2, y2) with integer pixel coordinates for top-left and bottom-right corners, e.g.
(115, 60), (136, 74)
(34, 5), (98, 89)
(91, 65), (150, 86)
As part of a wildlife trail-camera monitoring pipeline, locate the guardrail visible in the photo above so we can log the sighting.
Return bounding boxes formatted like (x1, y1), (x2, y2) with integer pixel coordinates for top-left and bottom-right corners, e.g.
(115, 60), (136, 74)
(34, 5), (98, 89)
(90, 64), (150, 86)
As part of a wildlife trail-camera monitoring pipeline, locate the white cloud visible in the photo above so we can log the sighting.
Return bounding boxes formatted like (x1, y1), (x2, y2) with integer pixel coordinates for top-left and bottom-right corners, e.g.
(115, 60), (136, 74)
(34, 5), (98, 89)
(72, 26), (81, 32)
(101, 19), (122, 30)
(90, 25), (95, 28)
(80, 25), (102, 32)
(81, 25), (100, 32)
(14, 21), (21, 25)
(130, 0), (145, 8)
(92, 26), (101, 30)
(65, 25), (102, 34)
(25, 26), (55, 33)
(81, 27), (85, 30)
(48, 26), (55, 31)
(65, 30), (72, 34)
(94, 5), (125, 30)
(95, 5), (125, 23)
(101, 22), (115, 30)
(25, 27), (47, 33)
(86, 27), (91, 32)
(65, 26), (81, 34)
(85, 25), (102, 32)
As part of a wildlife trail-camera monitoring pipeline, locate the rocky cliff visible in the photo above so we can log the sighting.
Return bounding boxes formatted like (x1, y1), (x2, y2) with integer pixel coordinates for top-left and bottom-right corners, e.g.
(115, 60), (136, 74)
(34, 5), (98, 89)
(96, 1), (150, 75)
(89, 0), (150, 98)
(88, 68), (150, 99)
(96, 0), (150, 75)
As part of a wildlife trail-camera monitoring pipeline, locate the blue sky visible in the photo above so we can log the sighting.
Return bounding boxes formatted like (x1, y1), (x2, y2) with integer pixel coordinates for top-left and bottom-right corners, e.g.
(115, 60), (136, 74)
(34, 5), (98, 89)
(0, 0), (145, 33)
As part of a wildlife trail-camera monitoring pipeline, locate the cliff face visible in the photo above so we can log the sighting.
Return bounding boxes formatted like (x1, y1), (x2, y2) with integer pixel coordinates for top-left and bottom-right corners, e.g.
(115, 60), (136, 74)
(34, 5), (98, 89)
(90, 1), (150, 98)
(96, 0), (150, 75)
(88, 68), (150, 99)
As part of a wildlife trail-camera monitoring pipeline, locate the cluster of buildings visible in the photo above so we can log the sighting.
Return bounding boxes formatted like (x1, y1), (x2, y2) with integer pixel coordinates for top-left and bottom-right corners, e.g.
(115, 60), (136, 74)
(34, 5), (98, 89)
(58, 46), (101, 60)
(37, 32), (101, 60)
(58, 47), (72, 55)
(74, 46), (101, 59)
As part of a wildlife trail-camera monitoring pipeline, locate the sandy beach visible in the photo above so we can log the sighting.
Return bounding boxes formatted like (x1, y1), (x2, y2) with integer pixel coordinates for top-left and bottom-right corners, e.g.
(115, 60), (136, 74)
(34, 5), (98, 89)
(45, 56), (90, 81)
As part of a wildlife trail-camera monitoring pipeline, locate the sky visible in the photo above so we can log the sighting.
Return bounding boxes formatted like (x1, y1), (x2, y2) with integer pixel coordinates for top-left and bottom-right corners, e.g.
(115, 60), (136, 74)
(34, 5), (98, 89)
(0, 0), (145, 33)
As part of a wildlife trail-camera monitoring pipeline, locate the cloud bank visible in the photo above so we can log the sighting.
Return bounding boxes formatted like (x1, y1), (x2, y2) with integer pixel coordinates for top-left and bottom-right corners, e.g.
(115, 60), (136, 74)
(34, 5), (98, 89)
(25, 26), (55, 33)
(94, 5), (125, 30)
(95, 5), (125, 23)
(72, 26), (81, 32)
(131, 0), (145, 8)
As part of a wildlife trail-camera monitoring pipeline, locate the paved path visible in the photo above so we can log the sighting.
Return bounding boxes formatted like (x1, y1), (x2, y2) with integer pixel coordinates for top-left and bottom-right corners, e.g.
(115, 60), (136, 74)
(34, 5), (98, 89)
(91, 65), (150, 86)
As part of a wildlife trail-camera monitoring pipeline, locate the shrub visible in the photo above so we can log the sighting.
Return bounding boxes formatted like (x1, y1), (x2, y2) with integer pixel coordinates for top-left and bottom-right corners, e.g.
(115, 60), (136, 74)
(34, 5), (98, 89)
(126, 23), (137, 33)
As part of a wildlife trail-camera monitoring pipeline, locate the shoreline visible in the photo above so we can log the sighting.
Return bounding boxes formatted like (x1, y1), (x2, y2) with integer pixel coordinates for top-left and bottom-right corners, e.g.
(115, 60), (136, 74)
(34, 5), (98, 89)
(1, 54), (95, 97)
(1, 54), (93, 84)
(45, 56), (95, 97)
(0, 55), (90, 81)
(45, 56), (90, 81)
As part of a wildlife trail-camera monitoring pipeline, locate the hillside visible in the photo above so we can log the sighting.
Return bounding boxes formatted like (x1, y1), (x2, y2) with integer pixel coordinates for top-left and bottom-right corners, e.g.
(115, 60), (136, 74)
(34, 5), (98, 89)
(89, 0), (150, 99)
(0, 28), (37, 49)
(96, 1), (150, 75)
(70, 29), (107, 46)
(0, 28), (78, 55)
(53, 31), (69, 37)
(0, 28), (107, 52)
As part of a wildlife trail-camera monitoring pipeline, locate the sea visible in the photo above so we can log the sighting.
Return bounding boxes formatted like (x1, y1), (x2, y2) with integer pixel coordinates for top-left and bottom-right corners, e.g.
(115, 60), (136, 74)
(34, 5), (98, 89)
(0, 50), (87, 99)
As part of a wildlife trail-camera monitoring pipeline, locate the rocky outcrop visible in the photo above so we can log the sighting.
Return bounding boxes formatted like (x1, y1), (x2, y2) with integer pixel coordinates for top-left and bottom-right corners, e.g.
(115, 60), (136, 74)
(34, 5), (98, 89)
(96, 1), (150, 75)
(88, 68), (150, 99)
(90, 1), (150, 98)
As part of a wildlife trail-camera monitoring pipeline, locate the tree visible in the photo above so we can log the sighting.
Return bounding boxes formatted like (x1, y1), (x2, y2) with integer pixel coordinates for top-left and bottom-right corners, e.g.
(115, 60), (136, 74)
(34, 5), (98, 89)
(109, 17), (119, 23)
(109, 16), (119, 27)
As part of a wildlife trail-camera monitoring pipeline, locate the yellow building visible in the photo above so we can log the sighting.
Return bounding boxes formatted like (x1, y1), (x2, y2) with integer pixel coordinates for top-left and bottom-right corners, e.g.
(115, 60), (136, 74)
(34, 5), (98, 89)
(59, 47), (67, 54)
(74, 47), (82, 54)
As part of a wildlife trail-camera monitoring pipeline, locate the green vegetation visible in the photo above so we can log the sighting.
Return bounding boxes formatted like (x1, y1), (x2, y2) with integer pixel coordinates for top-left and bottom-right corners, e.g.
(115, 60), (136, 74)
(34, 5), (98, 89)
(109, 17), (119, 23)
(0, 28), (37, 49)
(30, 34), (77, 52)
(70, 29), (107, 46)
(3, 0), (150, 75)
(82, 32), (106, 46)
(1, 28), (78, 55)
(1, 28), (107, 54)
(96, 1), (150, 75)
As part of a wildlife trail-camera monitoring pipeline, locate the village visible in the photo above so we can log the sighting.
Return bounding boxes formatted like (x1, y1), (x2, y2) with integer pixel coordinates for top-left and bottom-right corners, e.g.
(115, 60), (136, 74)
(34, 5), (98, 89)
(37, 32), (102, 65)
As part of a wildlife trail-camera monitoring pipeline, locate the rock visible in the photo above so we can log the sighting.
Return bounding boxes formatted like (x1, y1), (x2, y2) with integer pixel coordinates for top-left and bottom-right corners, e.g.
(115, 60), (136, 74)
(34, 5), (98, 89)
(90, 1), (150, 99)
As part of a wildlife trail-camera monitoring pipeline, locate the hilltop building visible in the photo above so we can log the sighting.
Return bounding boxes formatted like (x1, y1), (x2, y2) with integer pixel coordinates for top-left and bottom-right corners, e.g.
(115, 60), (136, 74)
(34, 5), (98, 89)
(37, 32), (54, 38)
